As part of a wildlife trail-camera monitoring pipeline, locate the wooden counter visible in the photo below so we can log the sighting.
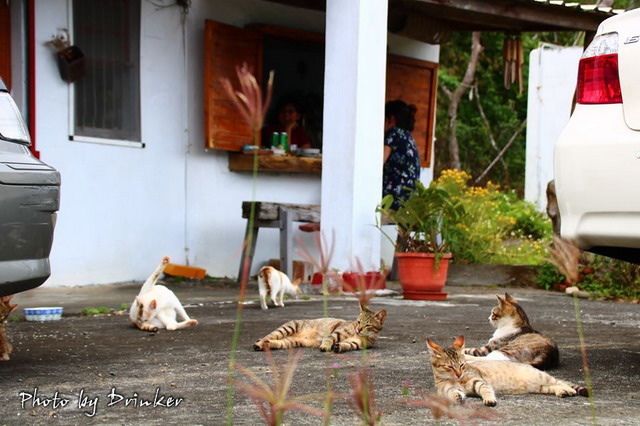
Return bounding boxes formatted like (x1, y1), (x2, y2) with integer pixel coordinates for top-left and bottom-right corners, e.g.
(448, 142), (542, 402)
(228, 153), (322, 174)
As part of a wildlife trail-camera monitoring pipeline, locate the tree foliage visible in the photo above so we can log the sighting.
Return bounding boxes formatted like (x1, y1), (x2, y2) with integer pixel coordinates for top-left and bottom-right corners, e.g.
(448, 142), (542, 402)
(434, 0), (634, 194)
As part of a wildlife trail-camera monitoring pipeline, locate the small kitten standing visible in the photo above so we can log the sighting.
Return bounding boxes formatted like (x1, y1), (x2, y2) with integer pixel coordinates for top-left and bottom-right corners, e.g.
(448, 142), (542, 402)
(464, 293), (559, 369)
(427, 335), (588, 407)
(0, 295), (17, 360)
(257, 266), (302, 310)
(129, 256), (198, 332)
(253, 302), (387, 353)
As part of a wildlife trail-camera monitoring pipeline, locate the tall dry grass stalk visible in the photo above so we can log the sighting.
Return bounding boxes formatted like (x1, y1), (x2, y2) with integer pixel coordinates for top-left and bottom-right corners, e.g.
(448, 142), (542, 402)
(349, 367), (382, 426)
(230, 348), (324, 425)
(572, 296), (597, 423)
(548, 235), (581, 285)
(222, 63), (274, 425)
(296, 230), (336, 318)
(401, 391), (497, 424)
(221, 63), (274, 141)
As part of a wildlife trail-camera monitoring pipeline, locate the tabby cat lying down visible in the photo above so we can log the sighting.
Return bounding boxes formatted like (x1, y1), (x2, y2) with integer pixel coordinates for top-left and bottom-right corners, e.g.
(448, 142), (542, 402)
(253, 302), (387, 353)
(427, 335), (588, 407)
(464, 293), (559, 370)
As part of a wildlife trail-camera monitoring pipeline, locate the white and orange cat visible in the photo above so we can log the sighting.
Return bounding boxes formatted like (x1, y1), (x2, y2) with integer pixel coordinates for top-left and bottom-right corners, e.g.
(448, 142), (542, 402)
(257, 266), (302, 310)
(129, 256), (198, 332)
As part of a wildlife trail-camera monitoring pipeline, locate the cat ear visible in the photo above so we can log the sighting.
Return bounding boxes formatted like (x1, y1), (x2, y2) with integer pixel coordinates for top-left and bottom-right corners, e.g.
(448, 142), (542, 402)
(452, 335), (465, 349)
(426, 339), (442, 353)
(149, 299), (157, 310)
(504, 292), (516, 304)
(375, 309), (387, 325)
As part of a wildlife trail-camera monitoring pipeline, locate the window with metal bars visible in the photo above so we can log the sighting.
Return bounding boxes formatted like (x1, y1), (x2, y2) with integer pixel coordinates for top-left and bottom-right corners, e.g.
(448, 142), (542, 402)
(72, 0), (140, 143)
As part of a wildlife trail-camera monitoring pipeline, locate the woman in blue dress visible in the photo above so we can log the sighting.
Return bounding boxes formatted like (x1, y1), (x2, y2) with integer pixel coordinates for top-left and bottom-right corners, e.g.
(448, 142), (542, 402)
(383, 100), (421, 209)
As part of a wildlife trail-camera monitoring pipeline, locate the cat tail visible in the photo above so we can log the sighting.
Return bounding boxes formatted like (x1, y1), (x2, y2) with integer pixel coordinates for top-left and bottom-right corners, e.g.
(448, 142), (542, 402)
(139, 256), (170, 294)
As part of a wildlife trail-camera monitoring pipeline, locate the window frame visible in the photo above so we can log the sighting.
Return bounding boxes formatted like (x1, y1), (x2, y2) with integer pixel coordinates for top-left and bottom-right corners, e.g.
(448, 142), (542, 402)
(67, 0), (143, 149)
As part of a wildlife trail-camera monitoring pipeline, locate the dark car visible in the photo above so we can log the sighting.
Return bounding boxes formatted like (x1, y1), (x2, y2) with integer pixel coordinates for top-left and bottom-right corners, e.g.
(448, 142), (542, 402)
(0, 79), (61, 296)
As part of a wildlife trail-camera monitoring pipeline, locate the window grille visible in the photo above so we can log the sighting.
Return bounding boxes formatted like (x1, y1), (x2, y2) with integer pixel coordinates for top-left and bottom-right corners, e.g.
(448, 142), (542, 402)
(73, 0), (140, 142)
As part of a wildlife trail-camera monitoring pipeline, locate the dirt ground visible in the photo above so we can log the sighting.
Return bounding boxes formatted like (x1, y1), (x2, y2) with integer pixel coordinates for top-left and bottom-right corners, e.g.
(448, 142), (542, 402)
(2, 279), (640, 425)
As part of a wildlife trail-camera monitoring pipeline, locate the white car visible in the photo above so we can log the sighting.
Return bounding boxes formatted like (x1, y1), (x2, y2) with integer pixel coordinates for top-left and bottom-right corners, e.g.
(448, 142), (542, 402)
(554, 8), (640, 262)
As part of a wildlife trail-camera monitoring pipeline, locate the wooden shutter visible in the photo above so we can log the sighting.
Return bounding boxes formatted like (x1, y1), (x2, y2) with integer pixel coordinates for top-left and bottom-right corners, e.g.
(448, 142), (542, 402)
(204, 20), (263, 150)
(386, 55), (438, 167)
(0, 2), (11, 89)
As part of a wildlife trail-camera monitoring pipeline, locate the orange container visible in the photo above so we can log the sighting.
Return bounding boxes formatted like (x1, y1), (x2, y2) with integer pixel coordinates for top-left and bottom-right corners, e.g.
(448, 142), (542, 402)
(164, 263), (206, 279)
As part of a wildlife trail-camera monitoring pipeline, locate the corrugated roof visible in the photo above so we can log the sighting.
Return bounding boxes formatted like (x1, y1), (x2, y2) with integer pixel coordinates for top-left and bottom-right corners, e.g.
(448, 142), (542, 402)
(533, 0), (625, 15)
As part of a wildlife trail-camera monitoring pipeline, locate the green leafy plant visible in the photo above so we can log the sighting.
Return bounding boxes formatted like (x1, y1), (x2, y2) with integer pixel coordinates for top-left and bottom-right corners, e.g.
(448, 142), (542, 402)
(534, 262), (565, 291)
(376, 180), (466, 254)
(81, 306), (112, 316)
(535, 243), (640, 301)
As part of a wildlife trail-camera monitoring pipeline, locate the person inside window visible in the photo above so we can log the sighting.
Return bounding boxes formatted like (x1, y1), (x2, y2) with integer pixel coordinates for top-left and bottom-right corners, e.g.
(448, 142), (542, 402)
(383, 100), (421, 210)
(262, 96), (312, 149)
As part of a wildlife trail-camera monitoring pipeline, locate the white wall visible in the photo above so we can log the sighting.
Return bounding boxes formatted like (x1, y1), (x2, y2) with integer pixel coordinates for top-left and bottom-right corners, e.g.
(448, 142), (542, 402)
(35, 0), (439, 286)
(525, 45), (582, 211)
(38, 1), (188, 286)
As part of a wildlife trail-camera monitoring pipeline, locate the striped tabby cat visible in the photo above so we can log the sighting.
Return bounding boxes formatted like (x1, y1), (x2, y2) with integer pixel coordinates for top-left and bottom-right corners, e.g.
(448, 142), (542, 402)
(427, 336), (588, 407)
(253, 302), (387, 353)
(464, 293), (559, 369)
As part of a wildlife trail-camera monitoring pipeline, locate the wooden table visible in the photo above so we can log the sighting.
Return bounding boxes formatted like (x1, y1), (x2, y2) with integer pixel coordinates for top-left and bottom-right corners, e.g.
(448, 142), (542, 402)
(238, 201), (320, 284)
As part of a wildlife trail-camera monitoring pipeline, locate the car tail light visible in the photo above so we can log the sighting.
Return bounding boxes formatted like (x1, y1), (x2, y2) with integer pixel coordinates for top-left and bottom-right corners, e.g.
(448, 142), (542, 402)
(577, 32), (622, 104)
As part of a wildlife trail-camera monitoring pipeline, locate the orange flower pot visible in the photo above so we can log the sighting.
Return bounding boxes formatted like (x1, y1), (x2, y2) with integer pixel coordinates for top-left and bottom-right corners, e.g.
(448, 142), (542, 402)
(395, 252), (452, 301)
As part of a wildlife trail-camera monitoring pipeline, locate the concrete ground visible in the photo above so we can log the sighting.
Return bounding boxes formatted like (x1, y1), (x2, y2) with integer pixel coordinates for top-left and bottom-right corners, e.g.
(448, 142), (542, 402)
(1, 276), (640, 425)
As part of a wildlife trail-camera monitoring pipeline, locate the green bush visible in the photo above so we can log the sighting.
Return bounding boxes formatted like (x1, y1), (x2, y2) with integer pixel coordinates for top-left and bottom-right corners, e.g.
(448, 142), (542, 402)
(579, 255), (640, 300)
(435, 169), (551, 264)
(534, 253), (640, 301)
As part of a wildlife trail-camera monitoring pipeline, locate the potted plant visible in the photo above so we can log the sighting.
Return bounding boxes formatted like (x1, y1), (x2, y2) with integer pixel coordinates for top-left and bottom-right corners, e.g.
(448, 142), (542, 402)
(376, 181), (465, 300)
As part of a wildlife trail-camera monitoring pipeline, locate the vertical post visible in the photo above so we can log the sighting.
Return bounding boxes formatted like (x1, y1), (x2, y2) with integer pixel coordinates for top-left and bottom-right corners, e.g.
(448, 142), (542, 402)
(237, 222), (259, 284)
(279, 207), (293, 277)
(321, 0), (388, 272)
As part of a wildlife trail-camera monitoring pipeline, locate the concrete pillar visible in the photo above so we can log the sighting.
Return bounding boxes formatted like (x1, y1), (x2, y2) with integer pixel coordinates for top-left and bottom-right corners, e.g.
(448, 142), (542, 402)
(320, 0), (388, 272)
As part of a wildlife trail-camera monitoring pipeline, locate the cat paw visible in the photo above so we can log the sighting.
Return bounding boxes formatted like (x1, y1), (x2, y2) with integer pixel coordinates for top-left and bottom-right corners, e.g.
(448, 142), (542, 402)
(253, 340), (269, 351)
(319, 343), (333, 352)
(332, 343), (343, 353)
(453, 391), (466, 405)
(483, 398), (497, 407)
(188, 319), (198, 326)
(549, 384), (576, 398)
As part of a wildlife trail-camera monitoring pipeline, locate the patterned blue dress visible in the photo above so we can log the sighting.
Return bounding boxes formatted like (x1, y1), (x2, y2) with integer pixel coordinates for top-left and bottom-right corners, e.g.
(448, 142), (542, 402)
(383, 127), (421, 209)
